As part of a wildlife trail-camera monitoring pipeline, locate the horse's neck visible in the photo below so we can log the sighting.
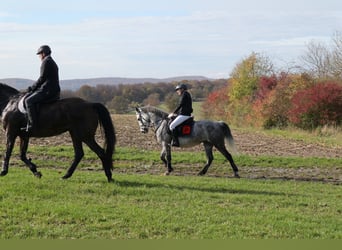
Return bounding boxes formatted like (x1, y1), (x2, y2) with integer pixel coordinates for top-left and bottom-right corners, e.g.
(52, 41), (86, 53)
(0, 96), (16, 115)
(0, 85), (20, 114)
(149, 112), (165, 126)
(0, 101), (8, 114)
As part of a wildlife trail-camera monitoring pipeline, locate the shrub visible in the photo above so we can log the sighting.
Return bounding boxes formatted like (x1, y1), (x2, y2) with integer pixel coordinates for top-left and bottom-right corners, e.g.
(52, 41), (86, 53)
(202, 86), (229, 120)
(288, 82), (342, 129)
(250, 74), (291, 128)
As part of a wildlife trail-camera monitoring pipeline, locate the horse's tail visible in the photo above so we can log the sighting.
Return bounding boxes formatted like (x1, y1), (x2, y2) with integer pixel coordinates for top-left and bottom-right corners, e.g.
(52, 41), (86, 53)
(93, 103), (116, 167)
(220, 122), (237, 154)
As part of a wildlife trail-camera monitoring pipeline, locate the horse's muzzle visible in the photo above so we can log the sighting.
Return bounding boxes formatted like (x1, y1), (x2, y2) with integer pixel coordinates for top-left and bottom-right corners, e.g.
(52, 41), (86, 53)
(140, 128), (148, 133)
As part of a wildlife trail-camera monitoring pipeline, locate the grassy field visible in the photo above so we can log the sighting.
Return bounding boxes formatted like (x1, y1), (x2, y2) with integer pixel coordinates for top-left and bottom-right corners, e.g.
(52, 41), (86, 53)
(0, 163), (341, 239)
(4, 144), (342, 168)
(0, 112), (341, 239)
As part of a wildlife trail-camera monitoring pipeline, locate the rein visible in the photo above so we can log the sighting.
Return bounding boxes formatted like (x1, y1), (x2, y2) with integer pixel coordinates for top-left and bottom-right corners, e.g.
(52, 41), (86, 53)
(151, 116), (167, 134)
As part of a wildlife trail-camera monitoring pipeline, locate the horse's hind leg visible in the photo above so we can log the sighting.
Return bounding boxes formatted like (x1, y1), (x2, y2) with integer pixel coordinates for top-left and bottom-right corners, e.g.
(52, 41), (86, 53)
(199, 142), (214, 176)
(215, 143), (240, 178)
(19, 137), (42, 178)
(84, 138), (113, 182)
(63, 133), (84, 179)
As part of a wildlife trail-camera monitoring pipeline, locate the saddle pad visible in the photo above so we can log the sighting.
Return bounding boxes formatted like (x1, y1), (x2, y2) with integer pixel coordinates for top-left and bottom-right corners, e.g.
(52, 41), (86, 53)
(181, 125), (191, 135)
(18, 95), (27, 114)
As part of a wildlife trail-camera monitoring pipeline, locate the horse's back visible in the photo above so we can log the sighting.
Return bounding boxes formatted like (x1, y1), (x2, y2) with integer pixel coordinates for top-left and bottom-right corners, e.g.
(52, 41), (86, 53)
(193, 119), (225, 129)
(39, 97), (99, 131)
(191, 119), (230, 141)
(54, 97), (87, 105)
(42, 97), (92, 112)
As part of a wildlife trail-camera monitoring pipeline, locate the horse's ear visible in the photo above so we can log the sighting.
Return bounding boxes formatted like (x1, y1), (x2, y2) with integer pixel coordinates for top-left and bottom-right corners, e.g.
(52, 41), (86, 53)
(135, 107), (140, 112)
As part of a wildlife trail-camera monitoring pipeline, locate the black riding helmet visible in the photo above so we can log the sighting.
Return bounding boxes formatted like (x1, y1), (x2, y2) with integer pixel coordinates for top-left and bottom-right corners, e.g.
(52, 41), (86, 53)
(175, 83), (187, 91)
(36, 45), (51, 55)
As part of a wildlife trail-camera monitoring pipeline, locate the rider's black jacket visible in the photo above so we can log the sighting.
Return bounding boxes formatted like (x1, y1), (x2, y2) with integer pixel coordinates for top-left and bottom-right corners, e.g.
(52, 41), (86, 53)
(30, 55), (60, 98)
(173, 90), (193, 116)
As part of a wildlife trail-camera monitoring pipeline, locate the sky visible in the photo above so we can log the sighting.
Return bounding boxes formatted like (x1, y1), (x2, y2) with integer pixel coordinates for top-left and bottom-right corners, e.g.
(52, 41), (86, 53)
(0, 0), (341, 80)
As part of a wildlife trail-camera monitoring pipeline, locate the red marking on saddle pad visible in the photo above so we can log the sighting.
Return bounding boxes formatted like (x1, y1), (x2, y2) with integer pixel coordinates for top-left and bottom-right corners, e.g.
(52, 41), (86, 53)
(182, 125), (191, 135)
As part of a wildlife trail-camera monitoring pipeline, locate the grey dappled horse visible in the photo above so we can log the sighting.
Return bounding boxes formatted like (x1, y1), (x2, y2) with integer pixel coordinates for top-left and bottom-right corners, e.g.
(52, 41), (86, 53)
(135, 106), (240, 177)
(0, 83), (116, 182)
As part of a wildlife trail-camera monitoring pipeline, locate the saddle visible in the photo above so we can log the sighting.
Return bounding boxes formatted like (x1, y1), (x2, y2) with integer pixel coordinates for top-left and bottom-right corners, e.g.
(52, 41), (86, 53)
(18, 93), (60, 132)
(18, 93), (30, 114)
(169, 116), (194, 136)
(18, 93), (59, 114)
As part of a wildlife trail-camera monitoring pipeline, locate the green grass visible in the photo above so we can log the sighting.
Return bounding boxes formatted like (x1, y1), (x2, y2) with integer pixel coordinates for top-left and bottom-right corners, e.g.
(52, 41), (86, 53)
(114, 147), (342, 171)
(3, 145), (341, 171)
(0, 135), (340, 239)
(0, 167), (341, 239)
(233, 126), (342, 148)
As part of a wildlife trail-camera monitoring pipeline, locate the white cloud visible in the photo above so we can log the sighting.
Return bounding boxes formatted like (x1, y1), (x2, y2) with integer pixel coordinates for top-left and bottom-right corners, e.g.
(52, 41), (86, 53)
(0, 1), (342, 79)
(250, 36), (332, 47)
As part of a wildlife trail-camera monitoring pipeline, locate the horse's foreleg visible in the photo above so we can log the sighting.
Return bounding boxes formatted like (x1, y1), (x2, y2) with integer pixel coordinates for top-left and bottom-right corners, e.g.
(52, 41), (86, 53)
(215, 144), (240, 178)
(19, 137), (42, 178)
(199, 142), (214, 176)
(63, 135), (84, 179)
(1, 135), (16, 176)
(160, 150), (167, 166)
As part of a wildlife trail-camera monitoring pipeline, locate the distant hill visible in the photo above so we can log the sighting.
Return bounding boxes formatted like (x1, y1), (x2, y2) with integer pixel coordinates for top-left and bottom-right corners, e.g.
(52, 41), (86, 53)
(0, 76), (210, 91)
(0, 78), (35, 90)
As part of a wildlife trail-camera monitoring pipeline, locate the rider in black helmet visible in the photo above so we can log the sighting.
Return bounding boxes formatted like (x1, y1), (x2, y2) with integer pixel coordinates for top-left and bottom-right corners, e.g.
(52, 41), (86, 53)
(168, 83), (193, 147)
(23, 45), (60, 132)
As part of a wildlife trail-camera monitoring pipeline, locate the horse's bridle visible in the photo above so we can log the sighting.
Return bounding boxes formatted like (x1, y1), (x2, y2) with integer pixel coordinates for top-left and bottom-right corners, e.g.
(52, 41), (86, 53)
(137, 110), (165, 133)
(137, 111), (151, 133)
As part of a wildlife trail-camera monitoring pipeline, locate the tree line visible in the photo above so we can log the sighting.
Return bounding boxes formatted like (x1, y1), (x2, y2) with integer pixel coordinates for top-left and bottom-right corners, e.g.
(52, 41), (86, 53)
(202, 32), (342, 130)
(61, 79), (227, 113)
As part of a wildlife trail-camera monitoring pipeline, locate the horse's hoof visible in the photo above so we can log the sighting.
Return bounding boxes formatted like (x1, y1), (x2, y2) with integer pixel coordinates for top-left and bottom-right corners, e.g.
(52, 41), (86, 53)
(107, 178), (114, 183)
(34, 172), (42, 178)
(62, 174), (71, 179)
(233, 172), (240, 178)
(164, 171), (172, 176)
(0, 171), (8, 176)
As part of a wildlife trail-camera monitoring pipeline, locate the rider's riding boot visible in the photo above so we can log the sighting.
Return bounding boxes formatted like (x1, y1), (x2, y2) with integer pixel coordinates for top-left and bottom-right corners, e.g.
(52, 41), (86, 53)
(22, 105), (38, 132)
(171, 129), (180, 147)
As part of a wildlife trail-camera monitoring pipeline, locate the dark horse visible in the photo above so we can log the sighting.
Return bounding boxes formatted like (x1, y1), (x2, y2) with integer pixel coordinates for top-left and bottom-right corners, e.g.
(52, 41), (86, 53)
(135, 106), (239, 177)
(0, 83), (116, 182)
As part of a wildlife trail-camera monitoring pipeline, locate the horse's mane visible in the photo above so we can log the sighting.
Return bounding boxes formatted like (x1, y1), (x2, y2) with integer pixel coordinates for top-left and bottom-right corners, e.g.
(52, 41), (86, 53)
(140, 106), (169, 118)
(0, 83), (21, 106)
(0, 82), (20, 94)
(0, 83), (21, 114)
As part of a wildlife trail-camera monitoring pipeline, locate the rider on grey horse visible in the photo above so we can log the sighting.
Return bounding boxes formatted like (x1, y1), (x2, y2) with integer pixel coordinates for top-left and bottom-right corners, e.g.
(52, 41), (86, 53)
(168, 83), (193, 147)
(23, 45), (60, 132)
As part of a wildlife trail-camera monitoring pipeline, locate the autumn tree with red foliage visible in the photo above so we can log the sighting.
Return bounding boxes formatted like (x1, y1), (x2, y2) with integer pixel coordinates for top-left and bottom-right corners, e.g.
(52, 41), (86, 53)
(249, 75), (279, 127)
(249, 73), (316, 128)
(249, 73), (294, 128)
(201, 85), (229, 120)
(254, 75), (278, 100)
(288, 82), (342, 129)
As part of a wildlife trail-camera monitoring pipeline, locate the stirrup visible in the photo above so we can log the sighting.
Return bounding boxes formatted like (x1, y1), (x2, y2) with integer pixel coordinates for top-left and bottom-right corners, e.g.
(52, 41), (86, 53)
(21, 124), (32, 132)
(171, 139), (180, 147)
